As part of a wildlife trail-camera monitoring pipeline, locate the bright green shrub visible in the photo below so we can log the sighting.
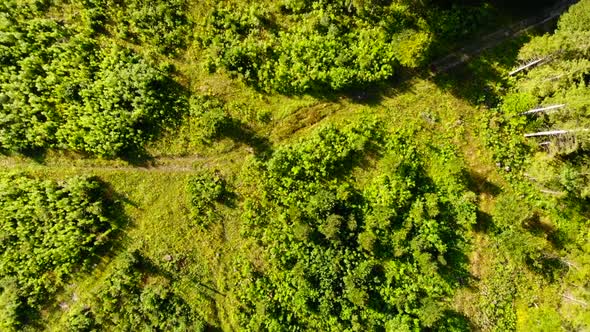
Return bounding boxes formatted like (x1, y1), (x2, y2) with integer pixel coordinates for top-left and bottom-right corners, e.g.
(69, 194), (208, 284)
(77, 0), (191, 55)
(557, 0), (590, 33)
(0, 3), (187, 157)
(0, 173), (116, 329)
(237, 120), (476, 330)
(187, 170), (226, 227)
(202, 1), (431, 93)
(55, 46), (185, 157)
(64, 251), (205, 331)
(188, 95), (230, 144)
(201, 1), (498, 93)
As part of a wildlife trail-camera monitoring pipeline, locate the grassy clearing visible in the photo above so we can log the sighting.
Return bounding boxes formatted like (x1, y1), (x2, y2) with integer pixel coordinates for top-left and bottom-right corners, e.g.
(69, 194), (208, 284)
(0, 15), (553, 328)
(0, 80), (498, 328)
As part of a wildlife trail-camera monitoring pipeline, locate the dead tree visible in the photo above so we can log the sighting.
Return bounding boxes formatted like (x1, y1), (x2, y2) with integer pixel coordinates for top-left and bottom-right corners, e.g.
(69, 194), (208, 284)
(524, 130), (570, 137)
(525, 129), (589, 138)
(509, 57), (547, 76)
(521, 104), (566, 115)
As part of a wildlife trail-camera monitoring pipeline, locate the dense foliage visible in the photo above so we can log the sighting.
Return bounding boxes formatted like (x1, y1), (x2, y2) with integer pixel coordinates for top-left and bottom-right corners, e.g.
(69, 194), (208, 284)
(76, 0), (191, 55)
(479, 1), (590, 329)
(188, 95), (230, 144)
(0, 173), (115, 330)
(187, 169), (227, 227)
(201, 1), (430, 93)
(0, 0), (186, 157)
(494, 0), (590, 198)
(236, 120), (477, 330)
(1, 0), (588, 331)
(63, 250), (205, 331)
(199, 0), (505, 93)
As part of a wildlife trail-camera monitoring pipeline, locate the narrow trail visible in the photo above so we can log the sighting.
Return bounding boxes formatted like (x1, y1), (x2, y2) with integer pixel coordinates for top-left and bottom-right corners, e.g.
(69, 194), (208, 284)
(431, 0), (578, 73)
(0, 155), (208, 173)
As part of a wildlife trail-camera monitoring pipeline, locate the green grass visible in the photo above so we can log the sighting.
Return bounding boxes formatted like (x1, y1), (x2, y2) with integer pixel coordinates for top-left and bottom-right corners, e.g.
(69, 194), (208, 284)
(1, 16), (568, 329)
(0, 74), (501, 328)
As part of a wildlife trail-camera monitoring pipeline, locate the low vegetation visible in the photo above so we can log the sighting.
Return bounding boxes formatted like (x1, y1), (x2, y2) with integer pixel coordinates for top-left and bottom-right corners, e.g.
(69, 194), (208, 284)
(0, 0), (588, 330)
(62, 250), (206, 331)
(0, 174), (116, 330)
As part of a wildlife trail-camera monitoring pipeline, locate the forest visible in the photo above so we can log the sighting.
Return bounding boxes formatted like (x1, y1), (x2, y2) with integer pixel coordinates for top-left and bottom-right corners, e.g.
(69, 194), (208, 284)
(0, 0), (588, 330)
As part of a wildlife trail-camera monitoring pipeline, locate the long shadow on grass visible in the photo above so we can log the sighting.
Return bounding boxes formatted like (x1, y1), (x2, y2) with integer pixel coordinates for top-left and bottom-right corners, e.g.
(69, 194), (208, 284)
(465, 170), (502, 197)
(431, 35), (530, 108)
(300, 69), (419, 107)
(92, 177), (134, 257)
(463, 171), (503, 233)
(119, 144), (157, 167)
(3, 147), (48, 164)
(218, 118), (273, 158)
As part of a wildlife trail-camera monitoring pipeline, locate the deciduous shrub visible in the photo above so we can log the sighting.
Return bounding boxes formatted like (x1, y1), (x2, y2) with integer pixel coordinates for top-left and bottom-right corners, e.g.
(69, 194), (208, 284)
(237, 120), (477, 330)
(0, 173), (116, 330)
(187, 170), (226, 227)
(63, 251), (205, 331)
(0, 3), (187, 157)
(201, 1), (431, 93)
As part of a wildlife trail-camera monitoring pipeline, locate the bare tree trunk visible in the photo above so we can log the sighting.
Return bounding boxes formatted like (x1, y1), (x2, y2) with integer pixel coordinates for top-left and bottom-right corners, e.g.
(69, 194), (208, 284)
(525, 129), (589, 137)
(525, 130), (569, 137)
(509, 58), (546, 75)
(521, 104), (566, 115)
(539, 189), (564, 195)
(562, 294), (588, 307)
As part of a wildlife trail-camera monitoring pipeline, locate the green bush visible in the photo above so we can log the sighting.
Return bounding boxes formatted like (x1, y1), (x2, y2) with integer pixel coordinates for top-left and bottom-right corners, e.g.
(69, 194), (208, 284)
(201, 1), (431, 93)
(0, 173), (116, 329)
(187, 170), (226, 227)
(237, 120), (476, 330)
(55, 46), (186, 157)
(0, 5), (187, 157)
(188, 95), (229, 144)
(64, 251), (205, 331)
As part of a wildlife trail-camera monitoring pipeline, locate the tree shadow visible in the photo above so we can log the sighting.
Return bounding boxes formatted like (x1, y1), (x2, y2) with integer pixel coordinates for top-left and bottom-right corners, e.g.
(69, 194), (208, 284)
(464, 170), (502, 196)
(293, 69), (419, 108)
(88, 177), (135, 258)
(118, 144), (156, 166)
(486, 0), (563, 16)
(526, 254), (568, 282)
(345, 72), (417, 106)
(429, 5), (566, 108)
(439, 246), (473, 289)
(218, 118), (273, 158)
(9, 147), (49, 164)
(474, 210), (495, 233)
(429, 309), (473, 331)
(431, 35), (529, 108)
(220, 187), (238, 209)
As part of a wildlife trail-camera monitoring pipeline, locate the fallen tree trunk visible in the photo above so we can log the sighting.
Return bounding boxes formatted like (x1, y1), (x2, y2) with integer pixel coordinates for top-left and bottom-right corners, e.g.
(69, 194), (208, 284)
(525, 129), (589, 137)
(521, 104), (566, 115)
(509, 58), (547, 76)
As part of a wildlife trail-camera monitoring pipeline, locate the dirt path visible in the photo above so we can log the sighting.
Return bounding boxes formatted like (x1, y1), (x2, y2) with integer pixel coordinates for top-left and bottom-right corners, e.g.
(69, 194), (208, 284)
(431, 0), (579, 73)
(0, 155), (206, 173)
